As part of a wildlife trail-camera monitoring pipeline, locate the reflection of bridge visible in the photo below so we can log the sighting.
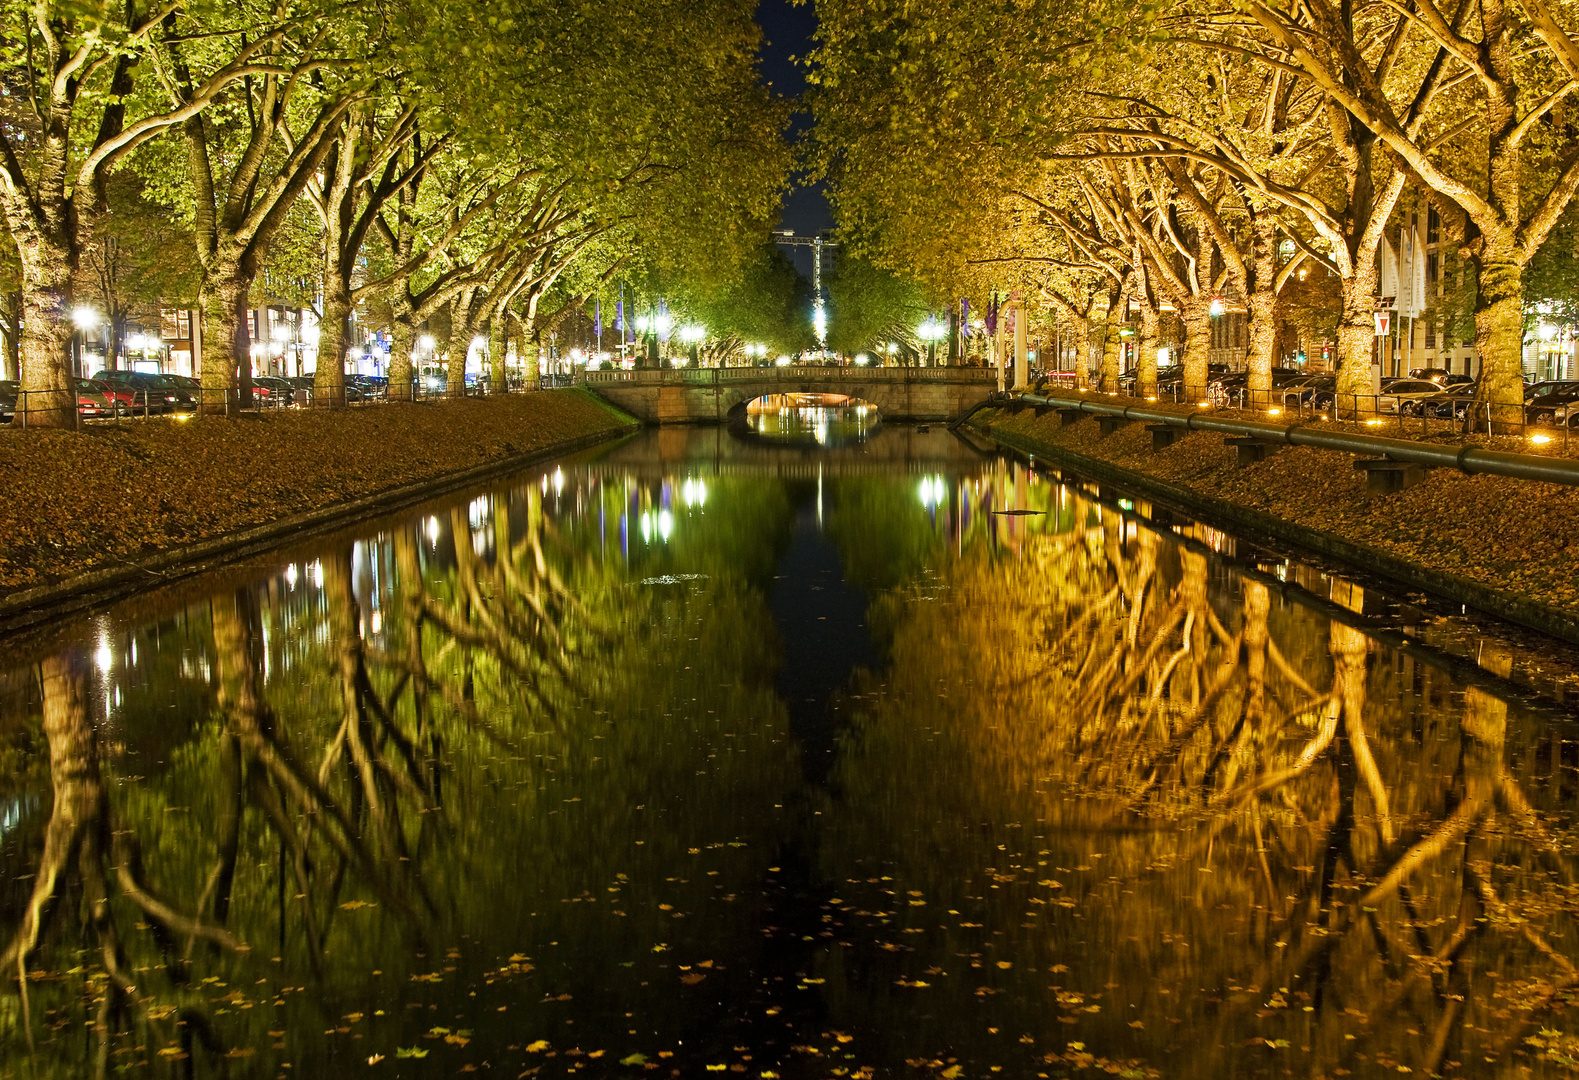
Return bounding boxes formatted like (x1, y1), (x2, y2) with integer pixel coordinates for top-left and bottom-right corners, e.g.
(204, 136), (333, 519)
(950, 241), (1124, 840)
(568, 423), (993, 479)
(585, 366), (997, 424)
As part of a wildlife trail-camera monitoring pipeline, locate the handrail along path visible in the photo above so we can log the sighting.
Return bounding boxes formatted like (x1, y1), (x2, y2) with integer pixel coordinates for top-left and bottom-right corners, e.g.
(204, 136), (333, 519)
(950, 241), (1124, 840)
(1015, 392), (1579, 487)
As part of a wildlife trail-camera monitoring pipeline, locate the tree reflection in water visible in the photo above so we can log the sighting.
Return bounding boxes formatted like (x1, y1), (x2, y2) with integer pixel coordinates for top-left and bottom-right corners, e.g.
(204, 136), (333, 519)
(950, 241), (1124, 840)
(824, 465), (1579, 1076)
(0, 446), (1576, 1078)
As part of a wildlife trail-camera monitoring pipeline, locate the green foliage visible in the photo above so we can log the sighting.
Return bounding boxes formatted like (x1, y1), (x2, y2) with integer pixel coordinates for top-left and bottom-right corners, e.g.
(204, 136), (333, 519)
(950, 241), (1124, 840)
(825, 255), (929, 359)
(678, 245), (816, 357)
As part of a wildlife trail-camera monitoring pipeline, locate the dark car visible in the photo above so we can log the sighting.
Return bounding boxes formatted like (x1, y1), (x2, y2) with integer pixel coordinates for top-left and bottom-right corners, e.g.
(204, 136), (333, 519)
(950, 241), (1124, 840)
(93, 370), (186, 412)
(249, 375), (295, 406)
(0, 380), (16, 421)
(1157, 364), (1227, 400)
(1420, 385), (1479, 420)
(288, 375), (364, 405)
(348, 374), (388, 399)
(1524, 381), (1579, 426)
(1282, 375), (1337, 408)
(1206, 372), (1248, 406)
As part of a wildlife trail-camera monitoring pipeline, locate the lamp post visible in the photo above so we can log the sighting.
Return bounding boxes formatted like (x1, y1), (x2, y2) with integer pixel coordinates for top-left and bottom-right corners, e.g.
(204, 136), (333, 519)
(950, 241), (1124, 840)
(917, 318), (945, 367)
(679, 324), (706, 367)
(71, 306), (100, 377)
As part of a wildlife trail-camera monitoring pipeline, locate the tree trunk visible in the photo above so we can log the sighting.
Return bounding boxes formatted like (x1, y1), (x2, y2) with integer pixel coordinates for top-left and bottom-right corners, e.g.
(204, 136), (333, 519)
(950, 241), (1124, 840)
(1471, 250), (1525, 429)
(1181, 303), (1211, 402)
(314, 285), (351, 408)
(11, 237), (76, 428)
(446, 311), (471, 396)
(1, 291), (20, 380)
(1099, 323), (1122, 394)
(523, 335), (541, 388)
(488, 319), (507, 392)
(388, 317), (414, 401)
(198, 263), (248, 414)
(1099, 278), (1129, 393)
(1245, 216), (1279, 407)
(1335, 267), (1378, 414)
(1136, 294), (1159, 398)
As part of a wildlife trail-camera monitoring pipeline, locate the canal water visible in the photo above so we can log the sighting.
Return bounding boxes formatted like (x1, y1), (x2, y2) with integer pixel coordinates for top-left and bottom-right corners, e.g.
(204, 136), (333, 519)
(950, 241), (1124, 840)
(3, 413), (1578, 1078)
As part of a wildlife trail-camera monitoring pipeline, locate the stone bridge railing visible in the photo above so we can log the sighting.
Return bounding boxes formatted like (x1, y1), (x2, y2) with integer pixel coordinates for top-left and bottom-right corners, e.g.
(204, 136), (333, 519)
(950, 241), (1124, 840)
(584, 364), (998, 423)
(584, 365), (996, 387)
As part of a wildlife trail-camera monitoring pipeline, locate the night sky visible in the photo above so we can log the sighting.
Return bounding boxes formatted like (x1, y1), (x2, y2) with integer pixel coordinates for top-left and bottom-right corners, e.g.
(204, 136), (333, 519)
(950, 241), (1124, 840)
(756, 0), (833, 238)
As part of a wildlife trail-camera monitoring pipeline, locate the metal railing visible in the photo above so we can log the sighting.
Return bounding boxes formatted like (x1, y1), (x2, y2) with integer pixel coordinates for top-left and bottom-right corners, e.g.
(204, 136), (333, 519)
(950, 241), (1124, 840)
(1122, 381), (1574, 451)
(2, 375), (574, 428)
(1019, 389), (1579, 486)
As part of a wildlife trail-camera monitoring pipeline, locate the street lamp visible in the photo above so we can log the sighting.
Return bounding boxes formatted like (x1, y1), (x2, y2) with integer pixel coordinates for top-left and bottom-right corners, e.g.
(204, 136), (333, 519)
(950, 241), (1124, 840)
(917, 318), (945, 366)
(70, 306), (100, 375)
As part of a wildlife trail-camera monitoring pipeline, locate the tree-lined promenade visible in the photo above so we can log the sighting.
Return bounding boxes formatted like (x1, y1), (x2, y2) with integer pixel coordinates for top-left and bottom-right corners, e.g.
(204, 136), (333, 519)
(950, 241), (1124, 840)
(811, 0), (1579, 423)
(0, 0), (792, 428)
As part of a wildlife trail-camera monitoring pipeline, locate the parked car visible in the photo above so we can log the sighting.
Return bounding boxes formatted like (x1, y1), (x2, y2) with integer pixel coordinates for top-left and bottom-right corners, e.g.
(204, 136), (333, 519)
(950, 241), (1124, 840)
(349, 374), (388, 399)
(288, 376), (364, 405)
(92, 370), (186, 412)
(1282, 375), (1337, 408)
(1206, 372), (1248, 406)
(1157, 364), (1227, 399)
(74, 378), (133, 417)
(1378, 378), (1450, 414)
(256, 375), (296, 405)
(0, 380), (16, 421)
(1524, 381), (1579, 426)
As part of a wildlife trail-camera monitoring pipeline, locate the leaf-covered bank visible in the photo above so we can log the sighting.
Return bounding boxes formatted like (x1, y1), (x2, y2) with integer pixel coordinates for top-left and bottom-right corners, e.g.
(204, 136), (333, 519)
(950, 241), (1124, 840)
(0, 392), (636, 593)
(975, 403), (1579, 640)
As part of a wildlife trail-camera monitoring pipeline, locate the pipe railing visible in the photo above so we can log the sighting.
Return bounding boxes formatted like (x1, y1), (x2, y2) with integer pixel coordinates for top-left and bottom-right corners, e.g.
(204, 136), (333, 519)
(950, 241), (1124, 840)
(1015, 391), (1579, 487)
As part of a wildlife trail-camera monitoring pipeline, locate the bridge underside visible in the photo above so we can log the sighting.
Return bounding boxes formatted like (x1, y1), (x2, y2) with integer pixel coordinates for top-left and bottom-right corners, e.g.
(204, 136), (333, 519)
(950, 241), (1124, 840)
(589, 370), (998, 424)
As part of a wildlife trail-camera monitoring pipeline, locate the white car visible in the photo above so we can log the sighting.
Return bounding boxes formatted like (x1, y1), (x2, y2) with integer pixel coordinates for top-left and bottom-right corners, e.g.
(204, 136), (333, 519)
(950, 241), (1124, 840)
(1376, 379), (1447, 414)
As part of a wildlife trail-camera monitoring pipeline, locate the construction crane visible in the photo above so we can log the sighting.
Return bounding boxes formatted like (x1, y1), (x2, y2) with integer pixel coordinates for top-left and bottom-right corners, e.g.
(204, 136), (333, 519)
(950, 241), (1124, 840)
(773, 231), (837, 361)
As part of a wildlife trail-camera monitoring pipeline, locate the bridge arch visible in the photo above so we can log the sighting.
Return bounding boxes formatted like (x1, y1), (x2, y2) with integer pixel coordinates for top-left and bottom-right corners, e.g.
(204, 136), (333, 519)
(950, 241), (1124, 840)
(727, 390), (880, 423)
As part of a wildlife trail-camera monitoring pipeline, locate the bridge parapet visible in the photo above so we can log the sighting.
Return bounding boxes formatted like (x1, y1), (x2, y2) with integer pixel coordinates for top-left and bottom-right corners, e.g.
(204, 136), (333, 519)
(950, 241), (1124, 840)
(585, 366), (995, 386)
(584, 365), (998, 424)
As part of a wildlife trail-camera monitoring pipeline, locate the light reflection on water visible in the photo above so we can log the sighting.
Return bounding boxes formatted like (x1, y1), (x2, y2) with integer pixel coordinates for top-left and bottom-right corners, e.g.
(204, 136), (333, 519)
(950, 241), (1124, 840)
(746, 402), (879, 445)
(0, 426), (1577, 1078)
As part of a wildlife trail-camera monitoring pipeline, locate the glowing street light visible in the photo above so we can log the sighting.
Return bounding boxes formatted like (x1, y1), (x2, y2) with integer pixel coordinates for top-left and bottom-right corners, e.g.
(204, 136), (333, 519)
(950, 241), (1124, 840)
(72, 306), (99, 330)
(917, 318), (945, 365)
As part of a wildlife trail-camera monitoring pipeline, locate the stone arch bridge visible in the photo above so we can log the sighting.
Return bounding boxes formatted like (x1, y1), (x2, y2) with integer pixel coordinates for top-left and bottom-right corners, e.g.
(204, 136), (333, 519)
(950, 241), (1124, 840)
(585, 366), (998, 424)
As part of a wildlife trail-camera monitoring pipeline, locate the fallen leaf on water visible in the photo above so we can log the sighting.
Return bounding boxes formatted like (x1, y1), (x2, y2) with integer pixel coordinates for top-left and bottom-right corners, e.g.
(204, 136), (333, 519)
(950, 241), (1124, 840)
(395, 1047), (428, 1059)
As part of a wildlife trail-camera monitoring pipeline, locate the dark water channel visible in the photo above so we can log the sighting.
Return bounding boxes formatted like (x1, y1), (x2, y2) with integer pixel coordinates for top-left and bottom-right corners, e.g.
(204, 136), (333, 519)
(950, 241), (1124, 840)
(4, 411), (1579, 1079)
